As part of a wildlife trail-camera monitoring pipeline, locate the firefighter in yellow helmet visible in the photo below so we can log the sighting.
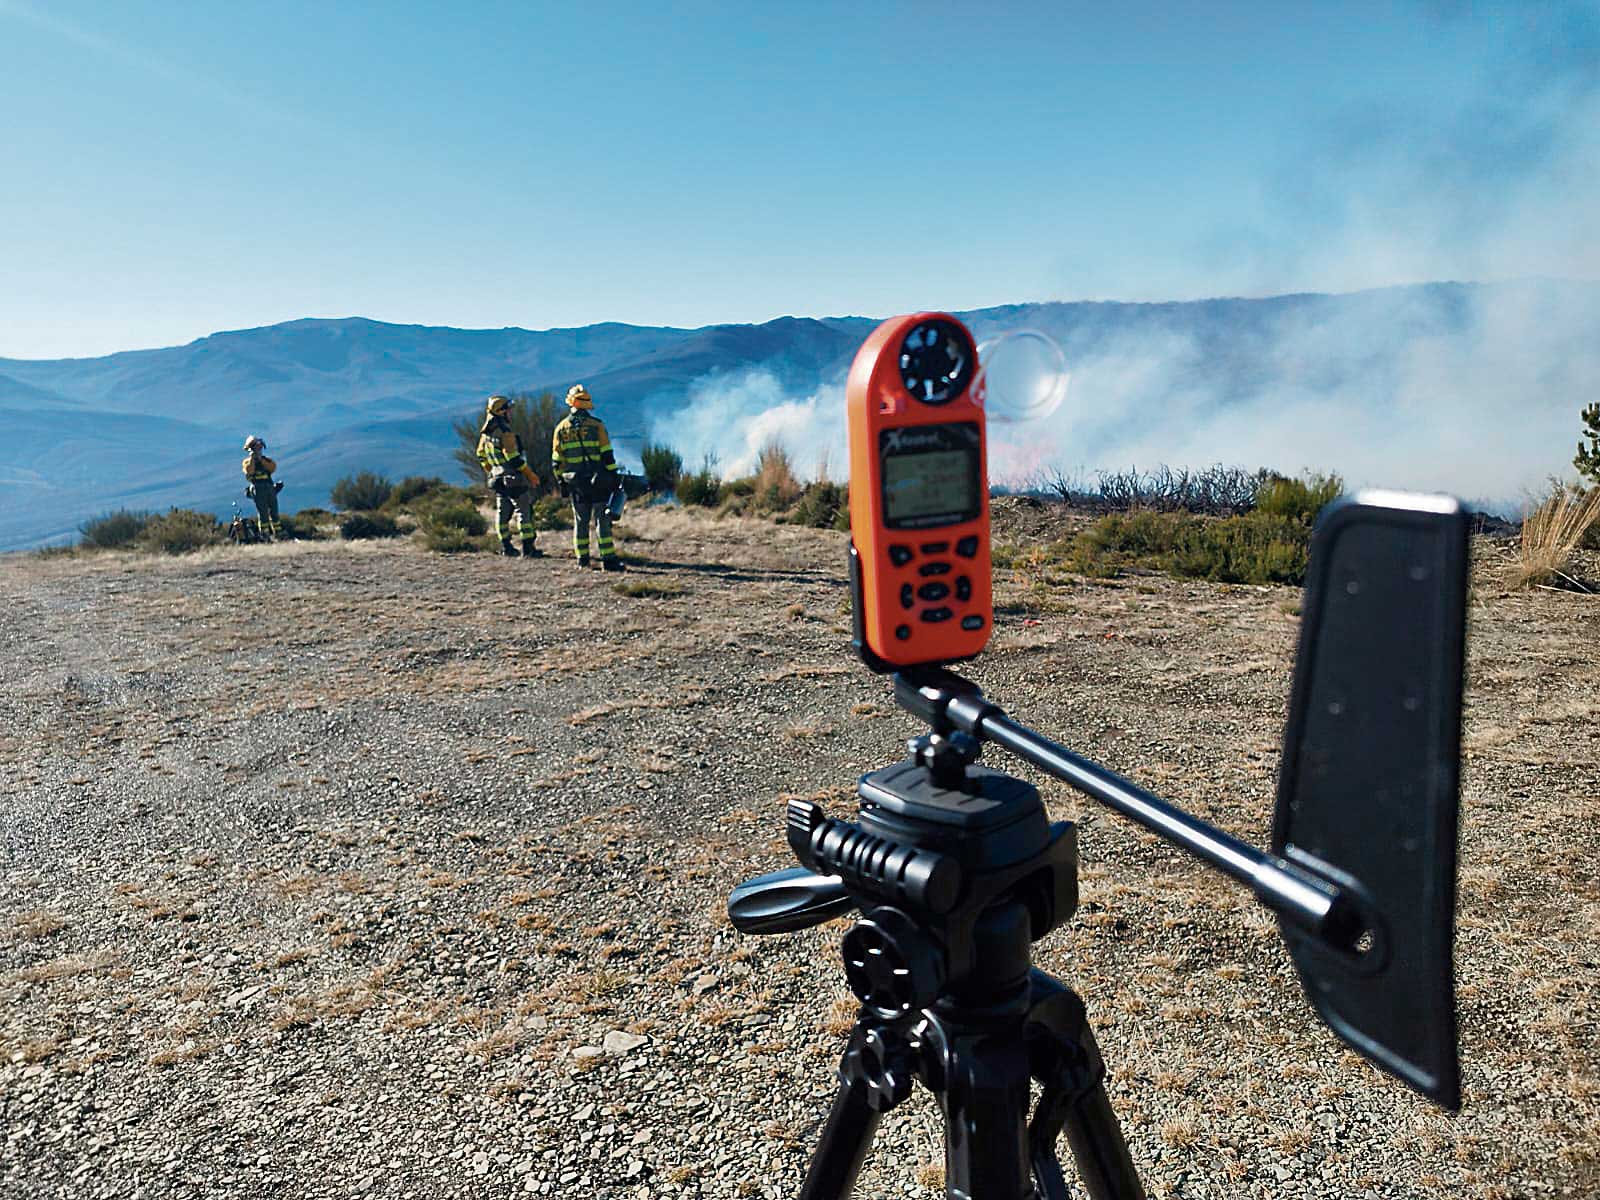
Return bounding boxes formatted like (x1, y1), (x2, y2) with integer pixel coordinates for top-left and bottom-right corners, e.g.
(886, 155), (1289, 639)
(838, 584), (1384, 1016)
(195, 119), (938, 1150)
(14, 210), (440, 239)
(475, 395), (545, 558)
(241, 436), (282, 540)
(551, 384), (624, 571)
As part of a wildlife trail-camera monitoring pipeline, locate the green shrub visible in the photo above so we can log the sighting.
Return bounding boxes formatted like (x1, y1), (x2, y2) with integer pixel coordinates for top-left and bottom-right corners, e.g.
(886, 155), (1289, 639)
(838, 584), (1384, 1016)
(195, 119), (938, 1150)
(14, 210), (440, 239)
(678, 468), (722, 507)
(339, 512), (401, 540)
(79, 510), (152, 548)
(138, 509), (223, 554)
(530, 494), (569, 531)
(421, 501), (487, 536)
(279, 509), (331, 540)
(787, 481), (849, 530)
(1254, 472), (1343, 523)
(330, 472), (394, 511)
(403, 484), (483, 518)
(640, 442), (684, 494)
(1066, 508), (1321, 585)
(423, 525), (484, 553)
(386, 476), (448, 509)
(1170, 512), (1316, 584)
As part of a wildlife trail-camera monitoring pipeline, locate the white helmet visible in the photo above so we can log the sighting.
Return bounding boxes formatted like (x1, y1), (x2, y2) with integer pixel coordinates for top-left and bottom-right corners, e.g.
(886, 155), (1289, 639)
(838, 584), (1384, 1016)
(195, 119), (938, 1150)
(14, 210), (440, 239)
(243, 435), (265, 451)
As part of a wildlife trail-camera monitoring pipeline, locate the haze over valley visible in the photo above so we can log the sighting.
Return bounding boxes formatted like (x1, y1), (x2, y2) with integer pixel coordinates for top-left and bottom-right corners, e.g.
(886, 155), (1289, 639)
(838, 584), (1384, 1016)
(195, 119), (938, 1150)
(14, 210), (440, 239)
(2, 278), (1597, 550)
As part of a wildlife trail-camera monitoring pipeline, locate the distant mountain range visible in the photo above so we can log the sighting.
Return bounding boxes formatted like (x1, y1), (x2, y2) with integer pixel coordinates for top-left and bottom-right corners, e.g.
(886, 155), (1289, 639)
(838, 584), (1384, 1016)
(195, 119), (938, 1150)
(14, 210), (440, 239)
(3, 280), (1597, 549)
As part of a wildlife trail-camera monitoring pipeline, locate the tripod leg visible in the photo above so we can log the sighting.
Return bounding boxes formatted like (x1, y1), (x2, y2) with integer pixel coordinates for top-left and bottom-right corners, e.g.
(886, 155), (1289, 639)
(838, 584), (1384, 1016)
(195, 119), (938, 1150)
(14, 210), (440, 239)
(799, 1075), (882, 1200)
(937, 1026), (1036, 1200)
(1026, 972), (1147, 1200)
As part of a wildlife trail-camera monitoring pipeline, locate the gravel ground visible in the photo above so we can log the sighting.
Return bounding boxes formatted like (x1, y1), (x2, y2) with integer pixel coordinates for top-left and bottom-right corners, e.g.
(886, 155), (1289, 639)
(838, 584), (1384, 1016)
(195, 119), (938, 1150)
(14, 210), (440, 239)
(1, 504), (1596, 1199)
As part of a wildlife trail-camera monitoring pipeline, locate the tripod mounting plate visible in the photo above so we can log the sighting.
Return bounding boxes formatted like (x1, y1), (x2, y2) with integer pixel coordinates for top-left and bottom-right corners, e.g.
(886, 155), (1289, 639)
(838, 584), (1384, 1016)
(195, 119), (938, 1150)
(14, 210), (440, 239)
(861, 760), (1042, 833)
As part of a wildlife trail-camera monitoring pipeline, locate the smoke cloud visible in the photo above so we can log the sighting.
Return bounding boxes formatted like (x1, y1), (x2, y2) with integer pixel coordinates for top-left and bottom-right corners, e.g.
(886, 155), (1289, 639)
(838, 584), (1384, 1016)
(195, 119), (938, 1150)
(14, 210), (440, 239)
(653, 369), (848, 480)
(654, 6), (1599, 515)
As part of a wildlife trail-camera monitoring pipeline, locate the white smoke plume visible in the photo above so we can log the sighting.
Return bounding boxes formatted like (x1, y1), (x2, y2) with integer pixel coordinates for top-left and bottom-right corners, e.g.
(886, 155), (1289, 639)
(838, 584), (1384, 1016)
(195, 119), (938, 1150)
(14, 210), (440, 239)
(652, 5), (1599, 514)
(653, 280), (1598, 515)
(652, 369), (847, 480)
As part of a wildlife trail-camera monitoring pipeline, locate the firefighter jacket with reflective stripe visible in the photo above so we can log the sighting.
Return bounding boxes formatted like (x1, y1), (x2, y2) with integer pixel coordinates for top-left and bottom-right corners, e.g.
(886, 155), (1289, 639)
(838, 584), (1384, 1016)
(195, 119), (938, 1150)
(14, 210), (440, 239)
(476, 416), (528, 477)
(242, 453), (277, 481)
(551, 412), (616, 481)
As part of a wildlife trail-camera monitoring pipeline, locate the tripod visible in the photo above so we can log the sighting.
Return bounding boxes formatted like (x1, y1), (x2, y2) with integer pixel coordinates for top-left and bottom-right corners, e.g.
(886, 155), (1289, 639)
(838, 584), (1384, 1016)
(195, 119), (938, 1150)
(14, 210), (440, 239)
(732, 671), (1165, 1198)
(730, 495), (1468, 1198)
(756, 724), (1143, 1199)
(731, 666), (1402, 1199)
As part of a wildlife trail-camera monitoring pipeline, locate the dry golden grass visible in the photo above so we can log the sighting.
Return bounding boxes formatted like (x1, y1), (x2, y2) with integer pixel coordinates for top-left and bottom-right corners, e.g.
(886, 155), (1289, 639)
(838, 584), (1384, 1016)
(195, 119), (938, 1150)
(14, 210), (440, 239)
(1513, 485), (1600, 589)
(10, 950), (119, 983)
(10, 910), (66, 939)
(755, 441), (804, 509)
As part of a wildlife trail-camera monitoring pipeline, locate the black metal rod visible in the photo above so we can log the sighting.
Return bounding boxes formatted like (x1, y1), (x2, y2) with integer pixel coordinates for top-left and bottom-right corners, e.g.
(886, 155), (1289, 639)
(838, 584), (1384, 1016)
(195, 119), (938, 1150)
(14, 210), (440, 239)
(939, 693), (1351, 944)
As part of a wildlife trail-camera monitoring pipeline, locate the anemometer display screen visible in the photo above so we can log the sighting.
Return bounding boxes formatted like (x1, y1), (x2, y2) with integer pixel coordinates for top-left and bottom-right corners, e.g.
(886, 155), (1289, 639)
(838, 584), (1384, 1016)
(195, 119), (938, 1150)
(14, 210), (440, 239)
(882, 444), (979, 527)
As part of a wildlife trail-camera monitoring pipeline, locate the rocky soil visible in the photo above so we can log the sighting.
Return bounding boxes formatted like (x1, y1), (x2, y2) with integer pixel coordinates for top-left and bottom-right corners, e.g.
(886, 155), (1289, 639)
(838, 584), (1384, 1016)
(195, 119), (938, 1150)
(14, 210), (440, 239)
(1, 504), (1596, 1199)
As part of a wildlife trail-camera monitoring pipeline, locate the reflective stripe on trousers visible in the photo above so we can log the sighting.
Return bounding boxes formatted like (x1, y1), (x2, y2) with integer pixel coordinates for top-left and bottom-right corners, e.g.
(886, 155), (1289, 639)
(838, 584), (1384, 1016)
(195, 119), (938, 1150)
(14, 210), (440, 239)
(496, 487), (535, 541)
(252, 483), (281, 538)
(571, 498), (614, 559)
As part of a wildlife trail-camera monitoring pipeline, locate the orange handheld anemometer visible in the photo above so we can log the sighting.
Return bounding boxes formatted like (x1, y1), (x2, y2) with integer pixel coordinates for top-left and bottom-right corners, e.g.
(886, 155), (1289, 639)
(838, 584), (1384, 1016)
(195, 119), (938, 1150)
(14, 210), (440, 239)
(848, 312), (992, 671)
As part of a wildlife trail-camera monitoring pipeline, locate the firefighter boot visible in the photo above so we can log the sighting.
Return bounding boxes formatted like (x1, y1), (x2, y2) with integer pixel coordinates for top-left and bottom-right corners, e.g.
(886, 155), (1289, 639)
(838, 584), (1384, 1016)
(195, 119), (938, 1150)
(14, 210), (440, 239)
(602, 557), (626, 573)
(521, 540), (544, 559)
(501, 540), (521, 557)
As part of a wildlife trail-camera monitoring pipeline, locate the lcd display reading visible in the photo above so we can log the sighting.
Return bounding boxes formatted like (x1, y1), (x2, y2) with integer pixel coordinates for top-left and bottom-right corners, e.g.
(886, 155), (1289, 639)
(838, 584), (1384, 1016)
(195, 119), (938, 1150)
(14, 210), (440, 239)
(882, 448), (978, 526)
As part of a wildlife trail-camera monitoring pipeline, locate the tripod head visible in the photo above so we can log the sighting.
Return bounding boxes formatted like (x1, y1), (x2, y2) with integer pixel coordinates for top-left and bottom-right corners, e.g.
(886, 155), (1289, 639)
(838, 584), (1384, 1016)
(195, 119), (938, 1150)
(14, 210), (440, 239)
(730, 491), (1469, 1197)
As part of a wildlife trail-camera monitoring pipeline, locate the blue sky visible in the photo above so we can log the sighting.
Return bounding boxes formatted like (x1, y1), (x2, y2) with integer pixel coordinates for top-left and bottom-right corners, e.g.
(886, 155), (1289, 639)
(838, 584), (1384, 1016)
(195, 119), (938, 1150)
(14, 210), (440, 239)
(1, 0), (1594, 359)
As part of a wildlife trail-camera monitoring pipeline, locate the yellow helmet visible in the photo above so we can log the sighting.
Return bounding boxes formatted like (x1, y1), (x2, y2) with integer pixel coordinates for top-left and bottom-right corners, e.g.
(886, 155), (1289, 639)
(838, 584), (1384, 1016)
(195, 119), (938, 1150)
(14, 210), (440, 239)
(566, 384), (593, 410)
(485, 394), (511, 416)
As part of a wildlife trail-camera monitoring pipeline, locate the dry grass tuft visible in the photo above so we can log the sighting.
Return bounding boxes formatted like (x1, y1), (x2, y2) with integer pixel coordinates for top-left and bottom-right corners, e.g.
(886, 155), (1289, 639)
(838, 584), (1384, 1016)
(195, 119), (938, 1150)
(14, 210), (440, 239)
(11, 910), (67, 940)
(1513, 485), (1600, 590)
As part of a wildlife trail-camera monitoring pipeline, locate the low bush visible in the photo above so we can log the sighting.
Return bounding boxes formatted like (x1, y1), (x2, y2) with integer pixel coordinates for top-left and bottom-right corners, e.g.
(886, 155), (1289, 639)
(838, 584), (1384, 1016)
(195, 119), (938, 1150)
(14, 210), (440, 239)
(138, 509), (223, 554)
(1041, 464), (1270, 515)
(80, 510), (152, 548)
(339, 512), (401, 540)
(421, 501), (487, 537)
(423, 525), (484, 553)
(331, 471), (394, 511)
(279, 509), (331, 540)
(1062, 473), (1342, 585)
(717, 476), (756, 501)
(1065, 510), (1315, 585)
(385, 476), (448, 509)
(786, 481), (849, 530)
(530, 494), (568, 531)
(678, 467), (722, 507)
(1255, 472), (1343, 523)
(417, 498), (492, 552)
(640, 442), (683, 494)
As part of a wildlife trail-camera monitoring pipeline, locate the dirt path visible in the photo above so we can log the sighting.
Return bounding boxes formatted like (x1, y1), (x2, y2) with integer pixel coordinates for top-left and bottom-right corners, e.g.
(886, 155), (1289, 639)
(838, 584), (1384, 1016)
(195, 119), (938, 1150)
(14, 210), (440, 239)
(1, 508), (1596, 1199)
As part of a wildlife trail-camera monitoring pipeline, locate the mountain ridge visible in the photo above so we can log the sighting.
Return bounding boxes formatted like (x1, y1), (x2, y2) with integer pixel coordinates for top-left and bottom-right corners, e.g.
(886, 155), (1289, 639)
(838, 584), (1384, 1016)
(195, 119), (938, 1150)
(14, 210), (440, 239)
(3, 280), (1597, 550)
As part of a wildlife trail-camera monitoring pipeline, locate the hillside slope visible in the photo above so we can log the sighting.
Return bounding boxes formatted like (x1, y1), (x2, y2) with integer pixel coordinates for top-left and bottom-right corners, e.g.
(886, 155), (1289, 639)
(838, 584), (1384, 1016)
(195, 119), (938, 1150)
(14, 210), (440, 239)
(3, 279), (1598, 549)
(0, 513), (1596, 1198)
